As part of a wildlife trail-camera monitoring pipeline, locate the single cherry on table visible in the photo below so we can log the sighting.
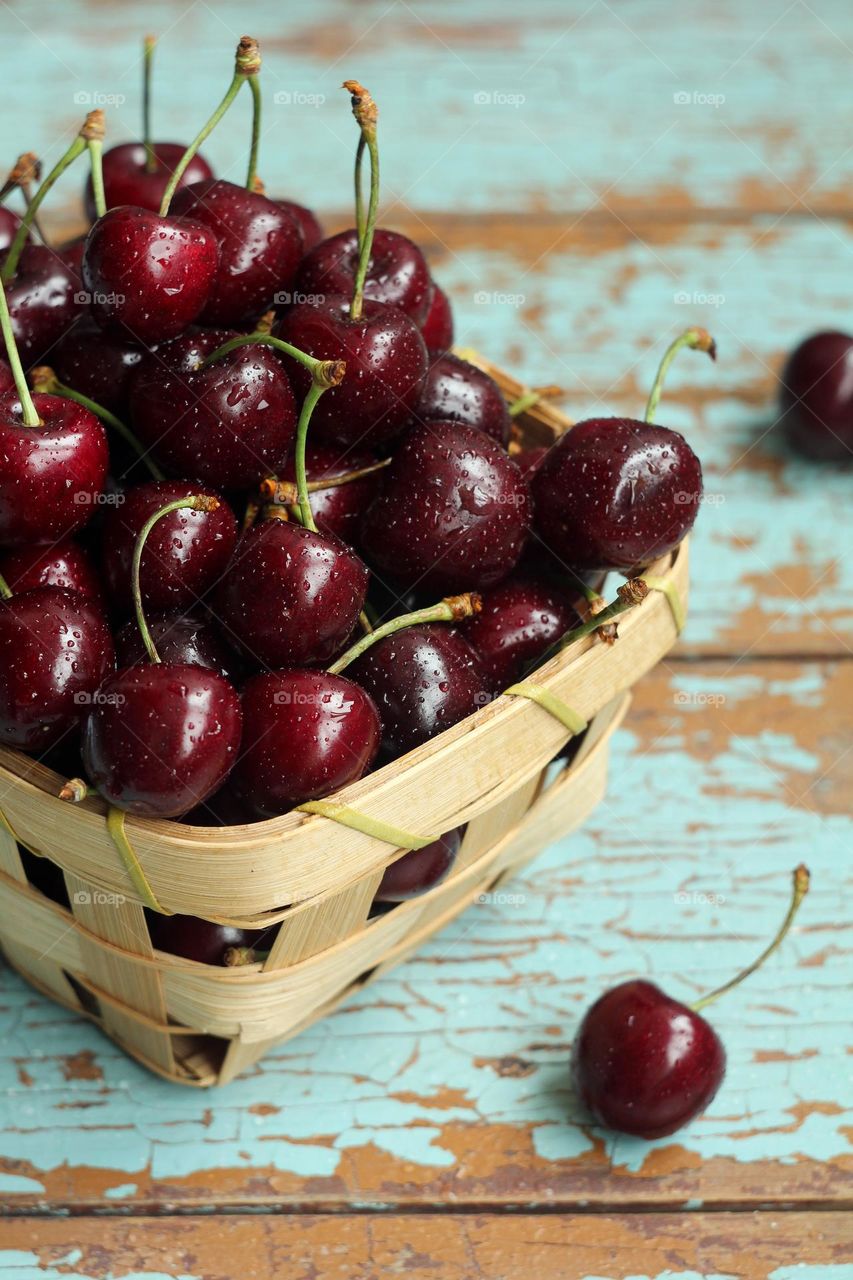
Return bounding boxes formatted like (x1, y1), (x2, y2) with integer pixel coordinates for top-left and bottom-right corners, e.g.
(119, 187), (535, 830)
(778, 330), (853, 461)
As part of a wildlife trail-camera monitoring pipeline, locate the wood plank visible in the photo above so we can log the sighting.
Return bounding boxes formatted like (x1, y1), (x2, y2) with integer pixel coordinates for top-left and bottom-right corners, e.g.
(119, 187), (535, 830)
(0, 659), (848, 1211)
(1, 1213), (851, 1279)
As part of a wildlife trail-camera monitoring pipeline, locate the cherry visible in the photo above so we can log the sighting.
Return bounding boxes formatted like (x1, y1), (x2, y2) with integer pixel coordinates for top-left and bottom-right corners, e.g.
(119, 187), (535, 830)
(533, 329), (712, 573)
(214, 516), (368, 669)
(297, 227), (431, 325)
(232, 670), (381, 817)
(463, 574), (581, 692)
(514, 445), (548, 478)
(53, 318), (152, 415)
(420, 282), (454, 358)
(360, 420), (531, 594)
(0, 358), (12, 393)
(374, 827), (462, 903)
(276, 198), (323, 253)
(129, 328), (297, 489)
(147, 913), (270, 966)
(2, 244), (83, 368)
(571, 865), (809, 1139)
(171, 179), (303, 326)
(0, 539), (104, 607)
(349, 622), (488, 756)
(271, 443), (385, 542)
(78, 496), (242, 818)
(84, 143), (213, 222)
(778, 330), (853, 461)
(115, 609), (240, 683)
(416, 352), (511, 445)
(0, 582), (114, 753)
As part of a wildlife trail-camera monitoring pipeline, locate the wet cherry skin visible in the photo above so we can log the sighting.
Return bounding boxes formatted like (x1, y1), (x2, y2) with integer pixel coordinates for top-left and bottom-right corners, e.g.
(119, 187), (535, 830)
(532, 418), (702, 573)
(115, 610), (241, 683)
(571, 979), (726, 1139)
(276, 199), (323, 254)
(420, 283), (454, 358)
(416, 353), (511, 445)
(278, 443), (382, 543)
(0, 391), (109, 549)
(82, 205), (219, 345)
(81, 663), (242, 818)
(0, 539), (104, 607)
(214, 519), (369, 670)
(463, 575), (581, 693)
(296, 228), (432, 324)
(129, 329), (297, 489)
(779, 330), (853, 461)
(3, 244), (84, 367)
(54, 318), (152, 415)
(0, 358), (13, 392)
(231, 670), (381, 818)
(83, 142), (213, 221)
(0, 587), (114, 753)
(146, 913), (271, 965)
(374, 827), (462, 903)
(100, 480), (237, 616)
(360, 420), (531, 594)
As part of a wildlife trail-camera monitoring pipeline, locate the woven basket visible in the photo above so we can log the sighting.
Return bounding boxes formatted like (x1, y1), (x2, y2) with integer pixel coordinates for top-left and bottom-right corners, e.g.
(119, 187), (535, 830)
(0, 356), (688, 1086)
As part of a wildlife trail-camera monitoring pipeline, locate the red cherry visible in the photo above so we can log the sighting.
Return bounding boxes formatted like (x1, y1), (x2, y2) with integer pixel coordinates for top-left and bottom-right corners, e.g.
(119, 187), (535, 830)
(82, 205), (219, 345)
(232, 670), (381, 817)
(0, 586), (114, 752)
(514, 445), (548, 478)
(374, 828), (462, 902)
(84, 142), (213, 221)
(214, 519), (368, 669)
(53, 318), (152, 415)
(463, 575), (580, 692)
(0, 539), (104, 606)
(296, 227), (432, 325)
(779, 330), (853, 461)
(100, 480), (237, 615)
(420, 283), (454, 358)
(129, 329), (297, 489)
(417, 353), (511, 445)
(2, 244), (83, 367)
(277, 443), (383, 543)
(147, 913), (271, 965)
(0, 358), (13, 393)
(170, 179), (303, 326)
(276, 199), (323, 253)
(115, 610), (240, 683)
(360, 420), (530, 593)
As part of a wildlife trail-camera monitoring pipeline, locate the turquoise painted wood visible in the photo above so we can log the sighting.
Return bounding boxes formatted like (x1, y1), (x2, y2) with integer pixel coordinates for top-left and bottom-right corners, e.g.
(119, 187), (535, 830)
(0, 1), (850, 1274)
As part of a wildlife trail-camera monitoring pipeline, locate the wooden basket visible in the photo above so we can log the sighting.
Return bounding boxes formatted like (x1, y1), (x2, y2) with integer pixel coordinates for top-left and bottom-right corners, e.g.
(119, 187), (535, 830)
(0, 356), (688, 1087)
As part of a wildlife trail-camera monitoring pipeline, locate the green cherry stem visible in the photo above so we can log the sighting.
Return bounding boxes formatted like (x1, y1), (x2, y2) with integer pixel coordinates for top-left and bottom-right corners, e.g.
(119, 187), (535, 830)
(329, 593), (482, 675)
(644, 326), (717, 424)
(246, 73), (262, 189)
(0, 274), (40, 425)
(30, 366), (163, 479)
(691, 865), (810, 1013)
(508, 385), (564, 418)
(354, 133), (366, 247)
(132, 496), (220, 664)
(0, 571), (12, 601)
(1, 115), (97, 282)
(260, 456), (390, 505)
(143, 34), (157, 172)
(159, 35), (261, 216)
(343, 80), (379, 321)
(199, 330), (344, 388)
(557, 578), (649, 650)
(83, 109), (107, 219)
(0, 154), (48, 244)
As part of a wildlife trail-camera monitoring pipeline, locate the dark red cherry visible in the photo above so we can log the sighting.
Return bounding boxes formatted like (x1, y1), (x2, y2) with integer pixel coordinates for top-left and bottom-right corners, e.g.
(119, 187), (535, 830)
(82, 205), (219, 345)
(0, 539), (104, 607)
(53, 318), (152, 415)
(464, 575), (580, 693)
(180, 778), (252, 826)
(278, 444), (382, 543)
(129, 328), (297, 489)
(779, 330), (853, 461)
(82, 663), (242, 818)
(296, 228), (432, 325)
(571, 980), (726, 1139)
(2, 244), (83, 367)
(276, 199), (323, 254)
(115, 609), (240, 682)
(361, 421), (530, 594)
(170, 179), (303, 326)
(374, 827), (462, 903)
(0, 358), (13, 393)
(0, 207), (25, 254)
(100, 481), (237, 616)
(278, 296), (428, 449)
(417, 353), (511, 445)
(533, 418), (702, 573)
(350, 624), (489, 756)
(0, 587), (114, 752)
(214, 519), (368, 669)
(84, 142), (213, 222)
(420, 283), (454, 358)
(232, 670), (381, 817)
(146, 913), (269, 966)
(514, 445), (548, 478)
(0, 391), (109, 548)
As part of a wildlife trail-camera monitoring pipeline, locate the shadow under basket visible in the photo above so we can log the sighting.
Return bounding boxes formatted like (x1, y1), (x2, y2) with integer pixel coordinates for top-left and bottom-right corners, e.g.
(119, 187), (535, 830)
(0, 353), (689, 1087)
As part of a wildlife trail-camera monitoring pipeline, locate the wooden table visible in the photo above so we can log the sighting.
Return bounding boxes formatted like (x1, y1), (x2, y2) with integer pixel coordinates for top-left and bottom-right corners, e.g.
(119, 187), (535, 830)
(0, 1), (851, 1275)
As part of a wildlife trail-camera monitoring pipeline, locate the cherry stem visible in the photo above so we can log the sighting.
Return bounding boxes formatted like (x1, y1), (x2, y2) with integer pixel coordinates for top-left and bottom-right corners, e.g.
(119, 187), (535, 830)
(0, 571), (12, 601)
(329, 593), (482, 675)
(343, 80), (379, 322)
(691, 865), (810, 1013)
(644, 326), (717, 423)
(354, 134), (366, 246)
(260, 456), (390, 505)
(557, 579), (649, 650)
(0, 274), (41, 426)
(59, 778), (92, 804)
(223, 945), (270, 966)
(246, 74), (262, 190)
(30, 366), (163, 479)
(143, 35), (157, 173)
(0, 154), (47, 244)
(200, 330), (345, 388)
(132, 496), (220, 664)
(508, 385), (564, 417)
(1, 120), (93, 282)
(84, 110), (107, 220)
(290, 384), (328, 532)
(159, 36), (261, 216)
